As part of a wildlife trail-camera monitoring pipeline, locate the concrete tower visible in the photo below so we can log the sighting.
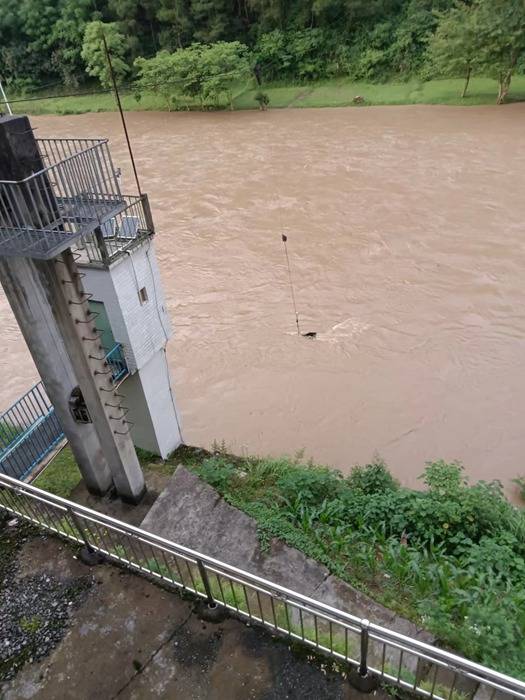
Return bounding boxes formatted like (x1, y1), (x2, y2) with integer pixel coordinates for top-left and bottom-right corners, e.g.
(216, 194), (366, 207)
(0, 115), (181, 500)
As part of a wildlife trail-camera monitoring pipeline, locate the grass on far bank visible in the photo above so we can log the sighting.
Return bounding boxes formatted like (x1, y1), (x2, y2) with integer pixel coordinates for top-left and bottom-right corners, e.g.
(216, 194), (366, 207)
(34, 441), (525, 679)
(9, 76), (525, 117)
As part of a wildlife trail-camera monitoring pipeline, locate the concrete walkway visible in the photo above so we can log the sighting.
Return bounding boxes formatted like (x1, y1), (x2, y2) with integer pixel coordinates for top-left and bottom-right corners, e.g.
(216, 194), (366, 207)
(1, 528), (388, 700)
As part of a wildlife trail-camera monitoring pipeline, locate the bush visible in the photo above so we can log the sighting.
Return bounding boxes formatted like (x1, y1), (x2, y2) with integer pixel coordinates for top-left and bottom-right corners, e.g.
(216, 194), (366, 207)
(347, 458), (398, 494)
(189, 451), (525, 676)
(198, 457), (236, 490)
(255, 91), (270, 110)
(276, 464), (343, 506)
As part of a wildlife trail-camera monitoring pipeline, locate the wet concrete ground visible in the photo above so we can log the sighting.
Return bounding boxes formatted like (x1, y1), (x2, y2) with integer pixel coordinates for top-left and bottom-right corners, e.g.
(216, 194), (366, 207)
(1, 529), (388, 700)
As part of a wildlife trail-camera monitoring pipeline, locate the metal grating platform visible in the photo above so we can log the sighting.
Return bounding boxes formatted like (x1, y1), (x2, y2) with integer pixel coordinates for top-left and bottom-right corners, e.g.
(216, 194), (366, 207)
(0, 138), (128, 260)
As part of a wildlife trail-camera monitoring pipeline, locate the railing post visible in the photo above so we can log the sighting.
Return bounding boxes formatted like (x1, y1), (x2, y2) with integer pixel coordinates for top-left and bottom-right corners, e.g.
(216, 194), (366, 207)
(94, 226), (110, 265)
(67, 507), (104, 567)
(140, 193), (155, 233)
(359, 619), (370, 677)
(195, 558), (226, 623)
(196, 559), (215, 606)
(349, 619), (378, 693)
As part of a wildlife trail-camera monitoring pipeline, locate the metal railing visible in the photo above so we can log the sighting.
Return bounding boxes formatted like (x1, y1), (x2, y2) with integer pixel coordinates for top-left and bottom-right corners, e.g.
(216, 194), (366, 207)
(0, 472), (523, 700)
(105, 343), (128, 383)
(0, 382), (64, 480)
(0, 138), (125, 259)
(73, 193), (153, 266)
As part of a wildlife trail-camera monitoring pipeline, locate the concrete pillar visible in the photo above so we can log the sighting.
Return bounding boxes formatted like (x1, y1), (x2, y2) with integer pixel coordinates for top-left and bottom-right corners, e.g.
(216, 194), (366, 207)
(52, 250), (146, 502)
(0, 256), (113, 496)
(0, 114), (146, 502)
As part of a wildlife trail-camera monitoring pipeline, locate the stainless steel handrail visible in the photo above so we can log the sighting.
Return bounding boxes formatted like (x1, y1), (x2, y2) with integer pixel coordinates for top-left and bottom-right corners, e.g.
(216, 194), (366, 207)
(0, 470), (523, 699)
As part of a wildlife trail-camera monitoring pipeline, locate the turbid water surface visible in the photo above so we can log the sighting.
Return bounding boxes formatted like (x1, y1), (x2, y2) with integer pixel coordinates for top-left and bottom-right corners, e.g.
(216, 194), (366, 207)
(1, 105), (525, 498)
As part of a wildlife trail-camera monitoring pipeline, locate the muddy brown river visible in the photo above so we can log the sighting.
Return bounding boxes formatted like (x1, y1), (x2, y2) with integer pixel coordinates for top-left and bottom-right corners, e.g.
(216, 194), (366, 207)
(2, 105), (525, 498)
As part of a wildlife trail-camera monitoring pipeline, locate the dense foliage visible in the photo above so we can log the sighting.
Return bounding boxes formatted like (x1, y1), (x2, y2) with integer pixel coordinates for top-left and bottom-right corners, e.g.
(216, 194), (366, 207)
(191, 453), (525, 678)
(134, 41), (250, 109)
(2, 0), (525, 104)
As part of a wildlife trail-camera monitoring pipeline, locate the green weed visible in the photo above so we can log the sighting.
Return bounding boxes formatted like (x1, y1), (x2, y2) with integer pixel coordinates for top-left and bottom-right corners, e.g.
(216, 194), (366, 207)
(19, 615), (42, 634)
(513, 476), (525, 503)
(181, 453), (525, 679)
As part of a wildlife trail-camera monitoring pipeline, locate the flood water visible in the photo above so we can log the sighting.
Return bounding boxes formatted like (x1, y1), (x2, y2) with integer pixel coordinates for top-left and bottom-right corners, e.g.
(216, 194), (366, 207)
(2, 105), (525, 498)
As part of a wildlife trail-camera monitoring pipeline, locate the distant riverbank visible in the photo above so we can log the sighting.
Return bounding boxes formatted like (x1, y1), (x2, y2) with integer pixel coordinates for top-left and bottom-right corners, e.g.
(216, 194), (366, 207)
(8, 76), (525, 116)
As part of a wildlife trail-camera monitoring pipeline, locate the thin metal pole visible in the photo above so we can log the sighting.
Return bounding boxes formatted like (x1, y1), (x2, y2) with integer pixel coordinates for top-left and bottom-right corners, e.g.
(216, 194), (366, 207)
(359, 619), (370, 677)
(281, 234), (301, 336)
(0, 80), (12, 115)
(67, 507), (94, 552)
(101, 32), (142, 196)
(197, 559), (215, 606)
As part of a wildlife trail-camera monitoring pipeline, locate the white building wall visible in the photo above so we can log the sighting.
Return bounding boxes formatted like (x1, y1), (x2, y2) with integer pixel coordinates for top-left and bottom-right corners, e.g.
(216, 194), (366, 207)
(79, 239), (181, 458)
(118, 371), (158, 455)
(121, 350), (182, 458)
(81, 239), (171, 372)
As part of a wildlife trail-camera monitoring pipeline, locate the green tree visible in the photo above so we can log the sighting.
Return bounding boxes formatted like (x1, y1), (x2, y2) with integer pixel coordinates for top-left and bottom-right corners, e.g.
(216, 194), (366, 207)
(135, 51), (178, 110)
(108, 0), (160, 58)
(287, 28), (334, 80)
(175, 43), (207, 107)
(428, 0), (525, 104)
(156, 0), (194, 50)
(50, 0), (96, 86)
(474, 0), (525, 104)
(0, 0), (64, 88)
(426, 3), (479, 98)
(5, 0), (514, 93)
(254, 30), (291, 80)
(0, 0), (30, 90)
(135, 43), (211, 109)
(249, 0), (315, 31)
(248, 0), (287, 31)
(386, 0), (443, 76)
(81, 21), (130, 89)
(19, 0), (61, 78)
(200, 40), (250, 109)
(190, 0), (238, 43)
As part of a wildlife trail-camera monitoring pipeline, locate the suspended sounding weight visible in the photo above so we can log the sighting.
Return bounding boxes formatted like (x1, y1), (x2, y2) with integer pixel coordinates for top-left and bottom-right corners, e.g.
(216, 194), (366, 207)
(281, 234), (316, 339)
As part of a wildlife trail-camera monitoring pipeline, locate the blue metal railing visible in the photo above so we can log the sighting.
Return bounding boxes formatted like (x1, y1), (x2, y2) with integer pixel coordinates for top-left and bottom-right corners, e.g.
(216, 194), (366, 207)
(105, 343), (128, 383)
(0, 381), (64, 480)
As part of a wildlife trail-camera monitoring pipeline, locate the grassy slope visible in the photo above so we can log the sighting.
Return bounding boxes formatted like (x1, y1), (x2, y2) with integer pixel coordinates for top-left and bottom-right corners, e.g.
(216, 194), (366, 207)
(11, 76), (525, 116)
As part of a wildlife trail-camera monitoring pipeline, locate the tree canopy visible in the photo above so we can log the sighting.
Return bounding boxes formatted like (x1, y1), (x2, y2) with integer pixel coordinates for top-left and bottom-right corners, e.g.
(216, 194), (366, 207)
(426, 3), (479, 98)
(1, 0), (525, 104)
(135, 41), (250, 109)
(81, 21), (130, 89)
(426, 0), (525, 103)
